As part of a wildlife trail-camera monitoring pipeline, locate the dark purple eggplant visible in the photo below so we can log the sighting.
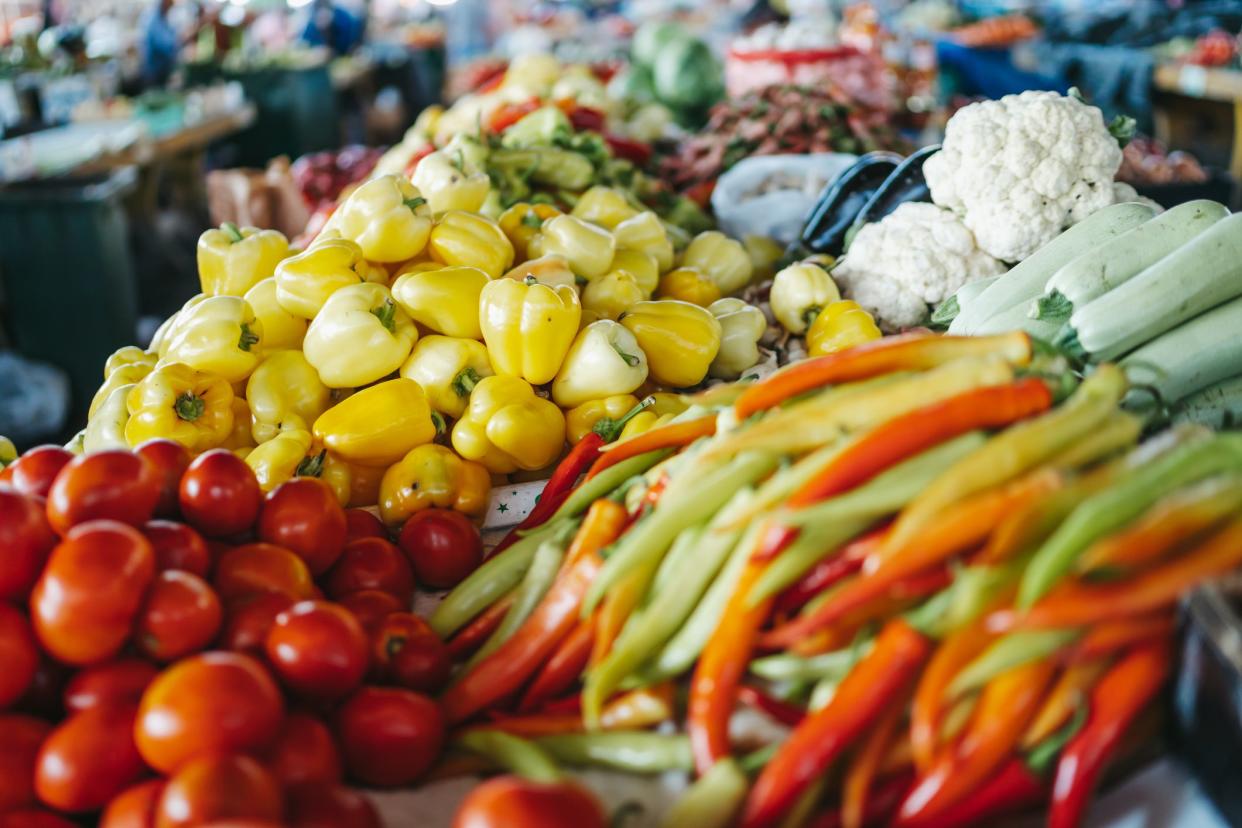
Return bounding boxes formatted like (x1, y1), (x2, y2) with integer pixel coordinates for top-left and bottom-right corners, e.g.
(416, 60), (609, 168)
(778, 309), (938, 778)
(850, 144), (940, 230)
(798, 151), (903, 257)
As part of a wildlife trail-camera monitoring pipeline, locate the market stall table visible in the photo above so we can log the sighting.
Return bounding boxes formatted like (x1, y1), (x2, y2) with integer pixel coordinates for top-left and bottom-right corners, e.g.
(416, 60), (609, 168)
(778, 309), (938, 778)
(1153, 63), (1242, 189)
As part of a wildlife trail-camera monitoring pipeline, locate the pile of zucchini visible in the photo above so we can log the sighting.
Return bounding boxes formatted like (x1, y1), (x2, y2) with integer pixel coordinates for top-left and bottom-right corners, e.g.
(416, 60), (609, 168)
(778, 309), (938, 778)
(938, 199), (1242, 427)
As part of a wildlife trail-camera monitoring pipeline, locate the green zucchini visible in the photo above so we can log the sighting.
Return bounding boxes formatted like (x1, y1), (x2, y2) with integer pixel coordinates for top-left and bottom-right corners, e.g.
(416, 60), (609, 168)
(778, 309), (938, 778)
(950, 202), (1156, 335)
(1035, 200), (1230, 322)
(1173, 375), (1242, 429)
(1121, 295), (1242, 411)
(930, 274), (999, 329)
(1057, 212), (1242, 363)
(969, 299), (1062, 340)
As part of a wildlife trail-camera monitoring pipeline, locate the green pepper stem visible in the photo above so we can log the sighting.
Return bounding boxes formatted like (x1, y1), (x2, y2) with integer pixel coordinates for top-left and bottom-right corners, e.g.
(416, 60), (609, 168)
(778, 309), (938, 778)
(370, 299), (398, 333)
(174, 392), (205, 422)
(611, 342), (642, 368)
(221, 222), (244, 243)
(802, 306), (823, 329)
(403, 196), (428, 212)
(296, 450), (327, 478)
(593, 395), (655, 442)
(237, 323), (260, 352)
(452, 367), (481, 398)
(430, 411), (448, 437)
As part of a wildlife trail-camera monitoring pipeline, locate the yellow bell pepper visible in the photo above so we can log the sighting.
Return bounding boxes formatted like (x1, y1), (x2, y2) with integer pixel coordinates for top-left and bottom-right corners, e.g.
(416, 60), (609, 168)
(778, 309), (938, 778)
(582, 269), (646, 321)
(345, 457), (383, 507)
(571, 186), (640, 230)
(312, 378), (437, 467)
(150, 295), (207, 358)
(479, 276), (581, 386)
(245, 427), (314, 492)
(104, 346), (157, 380)
(324, 174), (432, 263)
(657, 267), (721, 307)
(0, 436), (15, 468)
(288, 446), (354, 506)
(391, 265), (489, 340)
(498, 202), (561, 261)
(428, 211), (514, 279)
(274, 237), (385, 321)
(612, 212), (674, 273)
(744, 234), (785, 283)
(618, 300), (721, 389)
(617, 393), (688, 441)
(84, 383), (134, 452)
(708, 298), (767, 380)
(303, 283), (417, 389)
(65, 431), (85, 455)
(378, 444), (490, 526)
(243, 277), (307, 352)
(411, 148), (491, 215)
(610, 249), (659, 297)
(161, 295), (263, 384)
(501, 254), (577, 291)
(533, 215), (615, 281)
(247, 350), (332, 444)
(399, 335), (494, 420)
(197, 223), (290, 297)
(806, 300), (882, 357)
(681, 231), (753, 295)
(220, 398), (257, 451)
(770, 262), (841, 334)
(125, 362), (235, 452)
(451, 375), (565, 474)
(551, 320), (648, 408)
(90, 362), (154, 420)
(565, 394), (642, 444)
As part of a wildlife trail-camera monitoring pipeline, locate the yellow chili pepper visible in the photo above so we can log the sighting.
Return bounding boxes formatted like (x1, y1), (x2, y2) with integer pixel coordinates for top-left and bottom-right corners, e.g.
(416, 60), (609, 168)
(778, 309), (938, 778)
(681, 231), (753, 295)
(708, 298), (767, 380)
(806, 299), (882, 356)
(274, 236), (385, 320)
(411, 148), (491, 215)
(303, 283), (417, 388)
(428, 211), (514, 279)
(571, 186), (640, 230)
(551, 319), (649, 409)
(770, 262), (840, 334)
(618, 300), (721, 389)
(243, 277), (307, 351)
(220, 398), (257, 451)
(391, 264), (489, 340)
(582, 269), (646, 321)
(161, 295), (263, 384)
(197, 223), (289, 297)
(498, 202), (561, 261)
(565, 394), (642, 444)
(657, 267), (721, 307)
(323, 174), (432, 263)
(312, 378), (437, 467)
(451, 375), (565, 473)
(399, 335), (494, 420)
(617, 393), (688, 441)
(84, 383), (134, 452)
(246, 350), (332, 444)
(378, 444), (491, 526)
(501, 254), (577, 291)
(610, 249), (659, 297)
(479, 276), (581, 386)
(612, 211), (674, 273)
(125, 362), (235, 452)
(245, 427), (314, 492)
(532, 215), (615, 281)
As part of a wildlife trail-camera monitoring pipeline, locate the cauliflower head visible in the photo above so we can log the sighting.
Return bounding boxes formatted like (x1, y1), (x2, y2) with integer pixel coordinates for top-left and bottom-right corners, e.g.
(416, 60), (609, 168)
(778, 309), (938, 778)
(924, 90), (1124, 262)
(834, 203), (1005, 332)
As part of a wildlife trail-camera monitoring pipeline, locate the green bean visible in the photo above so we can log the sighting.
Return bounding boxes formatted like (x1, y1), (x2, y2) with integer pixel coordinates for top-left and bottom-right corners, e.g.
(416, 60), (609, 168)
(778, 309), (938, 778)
(948, 629), (1080, 698)
(739, 743), (780, 775)
(535, 732), (693, 774)
(659, 758), (747, 828)
(468, 533), (567, 667)
(749, 641), (873, 684)
(549, 448), (672, 524)
(454, 730), (561, 783)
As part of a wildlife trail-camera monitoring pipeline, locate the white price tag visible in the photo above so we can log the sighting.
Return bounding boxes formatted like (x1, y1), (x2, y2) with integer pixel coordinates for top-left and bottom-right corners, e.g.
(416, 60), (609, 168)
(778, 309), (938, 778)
(1179, 65), (1209, 97)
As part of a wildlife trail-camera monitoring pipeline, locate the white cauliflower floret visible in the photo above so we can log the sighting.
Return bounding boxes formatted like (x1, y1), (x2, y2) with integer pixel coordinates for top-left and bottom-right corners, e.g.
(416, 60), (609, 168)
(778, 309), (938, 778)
(835, 202), (1005, 331)
(925, 90), (1124, 262)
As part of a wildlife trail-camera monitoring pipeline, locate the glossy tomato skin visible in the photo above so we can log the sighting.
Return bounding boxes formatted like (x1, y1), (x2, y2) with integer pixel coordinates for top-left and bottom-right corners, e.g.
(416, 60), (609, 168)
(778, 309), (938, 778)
(257, 478), (347, 576)
(398, 509), (483, 589)
(0, 490), (57, 600)
(135, 439), (192, 518)
(218, 592), (295, 657)
(7, 446), (73, 499)
(144, 520), (211, 577)
(265, 601), (368, 701)
(155, 753), (283, 828)
(135, 571), (223, 662)
(213, 543), (315, 604)
(135, 652), (284, 774)
(452, 776), (607, 828)
(0, 715), (51, 812)
(0, 604), (38, 708)
(369, 612), (446, 692)
(286, 784), (381, 828)
(325, 537), (415, 605)
(264, 712), (342, 786)
(344, 509), (387, 543)
(30, 521), (155, 665)
(46, 450), (161, 535)
(334, 686), (444, 787)
(99, 778), (166, 828)
(34, 704), (146, 813)
(337, 590), (403, 634)
(179, 450), (261, 538)
(63, 659), (159, 714)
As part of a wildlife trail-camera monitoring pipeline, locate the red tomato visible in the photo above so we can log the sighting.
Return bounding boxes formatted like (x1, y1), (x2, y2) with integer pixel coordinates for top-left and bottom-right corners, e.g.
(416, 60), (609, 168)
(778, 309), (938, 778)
(344, 509), (387, 543)
(46, 450), (161, 535)
(143, 520), (211, 577)
(213, 543), (315, 604)
(265, 601), (368, 700)
(264, 712), (341, 786)
(135, 571), (223, 661)
(0, 715), (51, 812)
(257, 478), (347, 575)
(398, 509), (482, 589)
(135, 652), (284, 774)
(334, 686), (443, 787)
(155, 754), (283, 828)
(34, 704), (145, 812)
(218, 592), (295, 657)
(286, 784), (381, 828)
(64, 659), (159, 714)
(15, 655), (69, 719)
(100, 779), (165, 828)
(324, 537), (415, 605)
(0, 490), (57, 600)
(452, 776), (607, 828)
(179, 450), (261, 538)
(337, 589), (403, 633)
(135, 439), (192, 517)
(0, 808), (77, 828)
(30, 521), (155, 665)
(7, 446), (73, 499)
(0, 604), (38, 708)
(370, 612), (448, 692)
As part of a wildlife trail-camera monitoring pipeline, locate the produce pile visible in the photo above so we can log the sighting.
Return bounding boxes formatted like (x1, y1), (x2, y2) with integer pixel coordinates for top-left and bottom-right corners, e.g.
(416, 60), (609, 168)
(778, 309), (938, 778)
(291, 146), (386, 213)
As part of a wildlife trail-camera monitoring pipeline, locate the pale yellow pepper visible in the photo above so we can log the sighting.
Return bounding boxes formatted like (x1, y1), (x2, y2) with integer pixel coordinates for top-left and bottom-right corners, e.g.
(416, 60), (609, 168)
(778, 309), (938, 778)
(0, 436), (15, 467)
(149, 295), (206, 358)
(479, 276), (581, 386)
(274, 236), (386, 320)
(220, 398), (257, 451)
(770, 262), (840, 334)
(378, 444), (491, 526)
(324, 174), (432, 263)
(399, 335), (494, 420)
(744, 234), (785, 283)
(618, 300), (721, 388)
(246, 427), (314, 492)
(498, 202), (561, 261)
(565, 394), (642, 444)
(84, 383), (134, 452)
(657, 267), (721, 307)
(708, 298), (767, 380)
(551, 320), (648, 409)
(303, 283), (417, 388)
(681, 231), (753, 295)
(428, 211), (514, 279)
(104, 346), (158, 380)
(610, 249), (660, 297)
(125, 362), (235, 452)
(161, 295), (263, 384)
(246, 350), (332, 444)
(501, 254), (577, 291)
(244, 277), (307, 351)
(452, 375), (565, 473)
(582, 269), (646, 321)
(806, 300), (882, 357)
(391, 264), (489, 340)
(532, 215), (615, 281)
(312, 378), (437, 467)
(618, 393), (688, 441)
(411, 148), (491, 215)
(571, 186), (639, 230)
(90, 359), (154, 420)
(197, 223), (290, 297)
(612, 211), (674, 273)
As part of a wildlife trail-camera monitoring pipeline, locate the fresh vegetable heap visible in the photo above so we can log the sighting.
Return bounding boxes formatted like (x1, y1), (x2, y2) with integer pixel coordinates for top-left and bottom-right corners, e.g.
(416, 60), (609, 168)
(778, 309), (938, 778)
(612, 20), (725, 129)
(291, 145), (386, 212)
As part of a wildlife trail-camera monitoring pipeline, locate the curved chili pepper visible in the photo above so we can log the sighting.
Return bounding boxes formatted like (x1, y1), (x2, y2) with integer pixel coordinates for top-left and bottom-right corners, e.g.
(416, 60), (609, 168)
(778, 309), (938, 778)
(447, 592), (516, 660)
(910, 618), (997, 771)
(842, 698), (906, 828)
(1022, 660), (1110, 750)
(1068, 614), (1173, 664)
(519, 614), (596, 713)
(585, 415), (718, 481)
(896, 758), (1045, 828)
(737, 684), (806, 727)
(774, 531), (876, 615)
(806, 771), (914, 828)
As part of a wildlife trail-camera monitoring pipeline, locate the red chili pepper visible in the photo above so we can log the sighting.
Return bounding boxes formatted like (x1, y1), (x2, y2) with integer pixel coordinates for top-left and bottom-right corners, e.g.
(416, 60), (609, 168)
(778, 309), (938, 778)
(842, 697), (906, 828)
(1068, 613), (1173, 664)
(519, 614), (596, 713)
(604, 134), (653, 165)
(773, 536), (870, 616)
(896, 758), (1045, 828)
(733, 332), (1033, 420)
(567, 105), (607, 133)
(446, 592), (515, 660)
(487, 98), (541, 133)
(742, 619), (931, 828)
(737, 684), (806, 727)
(585, 415), (717, 481)
(1049, 642), (1170, 828)
(806, 771), (914, 828)
(684, 180), (717, 208)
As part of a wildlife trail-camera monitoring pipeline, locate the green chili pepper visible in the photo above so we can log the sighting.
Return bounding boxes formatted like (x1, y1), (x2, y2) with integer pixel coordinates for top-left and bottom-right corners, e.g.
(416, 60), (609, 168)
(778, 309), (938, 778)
(549, 448), (672, 524)
(455, 730), (562, 783)
(659, 757), (748, 828)
(948, 629), (1080, 698)
(749, 641), (873, 684)
(468, 531), (569, 667)
(535, 732), (693, 774)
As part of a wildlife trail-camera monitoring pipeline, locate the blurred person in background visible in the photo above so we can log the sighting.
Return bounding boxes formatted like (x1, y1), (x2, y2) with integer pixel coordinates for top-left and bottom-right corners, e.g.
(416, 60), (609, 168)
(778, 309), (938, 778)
(141, 0), (202, 87)
(300, 0), (363, 56)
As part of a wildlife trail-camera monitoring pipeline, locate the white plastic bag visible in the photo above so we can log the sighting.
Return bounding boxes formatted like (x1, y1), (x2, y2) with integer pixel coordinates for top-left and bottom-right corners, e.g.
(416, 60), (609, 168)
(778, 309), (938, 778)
(711, 153), (858, 244)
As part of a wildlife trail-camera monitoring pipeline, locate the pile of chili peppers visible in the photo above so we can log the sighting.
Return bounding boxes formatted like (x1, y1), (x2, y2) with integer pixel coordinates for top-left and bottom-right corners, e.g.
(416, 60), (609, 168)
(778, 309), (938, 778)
(432, 330), (1242, 828)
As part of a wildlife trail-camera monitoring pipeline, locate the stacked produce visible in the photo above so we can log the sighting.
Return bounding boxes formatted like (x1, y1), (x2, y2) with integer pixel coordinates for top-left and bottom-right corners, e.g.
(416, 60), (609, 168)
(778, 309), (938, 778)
(612, 20), (725, 128)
